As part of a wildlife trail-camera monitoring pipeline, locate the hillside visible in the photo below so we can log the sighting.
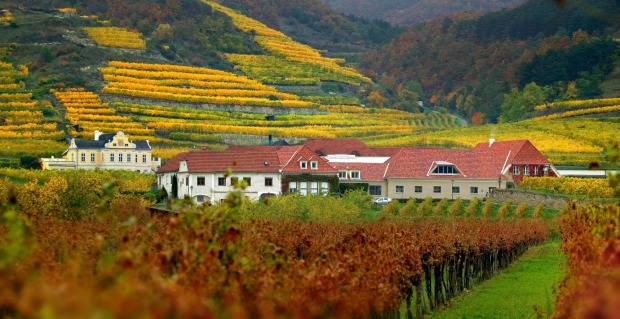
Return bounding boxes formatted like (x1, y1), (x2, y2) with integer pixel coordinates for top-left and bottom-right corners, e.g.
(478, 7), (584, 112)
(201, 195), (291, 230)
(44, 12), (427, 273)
(361, 0), (620, 123)
(322, 0), (524, 26)
(0, 1), (464, 165)
(1, 0), (620, 170)
(217, 0), (404, 57)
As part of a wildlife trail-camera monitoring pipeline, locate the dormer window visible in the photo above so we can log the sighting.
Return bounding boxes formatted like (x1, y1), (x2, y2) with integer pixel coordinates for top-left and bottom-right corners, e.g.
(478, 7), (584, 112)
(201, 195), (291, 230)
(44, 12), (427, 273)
(300, 161), (307, 169)
(338, 171), (347, 179)
(350, 171), (360, 179)
(310, 161), (318, 169)
(431, 164), (459, 175)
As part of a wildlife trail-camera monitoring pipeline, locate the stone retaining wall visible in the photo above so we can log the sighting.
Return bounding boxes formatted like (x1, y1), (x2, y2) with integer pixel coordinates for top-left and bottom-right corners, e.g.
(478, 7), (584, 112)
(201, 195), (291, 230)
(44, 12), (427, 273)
(100, 95), (328, 115)
(490, 189), (570, 210)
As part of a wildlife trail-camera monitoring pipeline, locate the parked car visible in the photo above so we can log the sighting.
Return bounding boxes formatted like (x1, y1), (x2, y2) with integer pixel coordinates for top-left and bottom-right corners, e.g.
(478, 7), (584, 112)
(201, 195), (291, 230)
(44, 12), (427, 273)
(373, 197), (392, 205)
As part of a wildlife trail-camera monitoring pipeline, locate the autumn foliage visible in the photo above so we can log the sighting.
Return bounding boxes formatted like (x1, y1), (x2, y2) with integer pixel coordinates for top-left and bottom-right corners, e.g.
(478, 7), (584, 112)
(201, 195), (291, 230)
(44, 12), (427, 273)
(0, 169), (550, 318)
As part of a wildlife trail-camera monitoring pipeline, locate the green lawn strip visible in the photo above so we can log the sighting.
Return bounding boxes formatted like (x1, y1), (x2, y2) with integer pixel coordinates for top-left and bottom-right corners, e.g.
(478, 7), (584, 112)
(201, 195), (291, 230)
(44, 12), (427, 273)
(429, 241), (564, 319)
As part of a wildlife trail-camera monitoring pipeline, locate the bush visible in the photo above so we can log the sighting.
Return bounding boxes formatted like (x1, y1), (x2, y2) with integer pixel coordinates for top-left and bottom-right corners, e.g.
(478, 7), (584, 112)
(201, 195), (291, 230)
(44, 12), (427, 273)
(533, 204), (544, 219)
(482, 199), (495, 218)
(380, 200), (400, 220)
(342, 189), (372, 211)
(498, 200), (514, 220)
(466, 197), (480, 218)
(432, 198), (449, 216)
(448, 198), (463, 218)
(417, 197), (433, 217)
(515, 203), (529, 218)
(399, 199), (417, 217)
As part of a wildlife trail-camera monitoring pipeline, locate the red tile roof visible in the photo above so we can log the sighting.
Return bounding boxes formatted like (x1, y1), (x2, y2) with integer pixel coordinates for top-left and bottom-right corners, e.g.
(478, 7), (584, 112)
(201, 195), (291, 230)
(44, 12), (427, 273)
(473, 140), (551, 165)
(282, 145), (338, 174)
(304, 138), (377, 156)
(330, 162), (390, 181)
(158, 139), (551, 182)
(157, 149), (282, 173)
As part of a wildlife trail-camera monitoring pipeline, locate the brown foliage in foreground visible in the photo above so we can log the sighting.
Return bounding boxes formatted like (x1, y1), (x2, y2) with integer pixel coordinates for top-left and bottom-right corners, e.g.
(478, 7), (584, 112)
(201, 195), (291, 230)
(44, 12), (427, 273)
(0, 194), (548, 318)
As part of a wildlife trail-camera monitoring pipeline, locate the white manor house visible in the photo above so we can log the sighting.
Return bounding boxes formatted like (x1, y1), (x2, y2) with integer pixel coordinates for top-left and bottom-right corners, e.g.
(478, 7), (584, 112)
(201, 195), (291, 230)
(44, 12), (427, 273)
(42, 130), (161, 173)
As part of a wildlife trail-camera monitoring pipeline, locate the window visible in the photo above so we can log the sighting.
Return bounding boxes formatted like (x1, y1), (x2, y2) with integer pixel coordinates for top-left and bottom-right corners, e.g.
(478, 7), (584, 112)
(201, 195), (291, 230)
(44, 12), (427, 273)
(513, 165), (520, 175)
(350, 171), (360, 179)
(218, 177), (226, 186)
(534, 166), (539, 175)
(197, 176), (205, 186)
(470, 187), (479, 194)
(300, 182), (308, 196)
(311, 182), (318, 195)
(300, 161), (307, 169)
(124, 144), (128, 147)
(396, 185), (404, 193)
(289, 181), (297, 193)
(543, 166), (549, 175)
(91, 153), (95, 162)
(142, 154), (147, 163)
(127, 153), (131, 163)
(243, 177), (251, 186)
(135, 154), (138, 163)
(338, 171), (347, 179)
(321, 182), (329, 195)
(119, 153), (123, 162)
(452, 186), (460, 194)
(110, 153), (114, 162)
(265, 177), (273, 187)
(310, 161), (318, 169)
(231, 177), (239, 186)
(196, 195), (205, 203)
(81, 153), (85, 162)
(432, 165), (458, 174)
(113, 143), (117, 147)
(369, 185), (382, 196)
(415, 186), (423, 193)
(433, 186), (442, 193)
(523, 166), (530, 176)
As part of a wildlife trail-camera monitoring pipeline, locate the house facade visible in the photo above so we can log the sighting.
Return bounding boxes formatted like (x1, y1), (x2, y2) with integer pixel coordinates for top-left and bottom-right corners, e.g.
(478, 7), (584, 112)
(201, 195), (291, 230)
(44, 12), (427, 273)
(156, 145), (338, 204)
(41, 130), (161, 173)
(157, 138), (557, 204)
(308, 138), (557, 200)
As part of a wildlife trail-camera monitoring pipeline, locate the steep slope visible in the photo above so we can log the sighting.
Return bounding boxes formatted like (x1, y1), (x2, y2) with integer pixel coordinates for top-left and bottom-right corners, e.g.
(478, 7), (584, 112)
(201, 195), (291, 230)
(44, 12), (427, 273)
(322, 0), (524, 26)
(218, 0), (404, 55)
(361, 0), (620, 122)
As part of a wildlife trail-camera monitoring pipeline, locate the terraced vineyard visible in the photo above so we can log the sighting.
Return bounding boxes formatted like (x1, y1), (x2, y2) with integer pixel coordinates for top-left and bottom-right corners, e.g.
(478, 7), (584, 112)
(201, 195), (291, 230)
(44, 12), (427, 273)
(101, 61), (315, 108)
(111, 101), (458, 156)
(53, 88), (154, 140)
(531, 97), (620, 121)
(82, 27), (146, 50)
(205, 0), (370, 86)
(367, 117), (620, 165)
(0, 62), (66, 158)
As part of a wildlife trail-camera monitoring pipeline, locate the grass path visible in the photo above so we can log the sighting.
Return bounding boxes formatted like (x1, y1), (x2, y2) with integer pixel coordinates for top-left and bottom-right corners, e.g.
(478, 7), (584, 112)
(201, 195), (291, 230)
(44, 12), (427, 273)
(430, 241), (564, 319)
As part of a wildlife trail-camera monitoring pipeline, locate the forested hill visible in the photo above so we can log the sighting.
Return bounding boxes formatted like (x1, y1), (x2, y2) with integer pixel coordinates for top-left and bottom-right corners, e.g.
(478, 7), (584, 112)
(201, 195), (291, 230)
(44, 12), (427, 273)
(217, 0), (404, 54)
(322, 0), (524, 26)
(361, 0), (620, 123)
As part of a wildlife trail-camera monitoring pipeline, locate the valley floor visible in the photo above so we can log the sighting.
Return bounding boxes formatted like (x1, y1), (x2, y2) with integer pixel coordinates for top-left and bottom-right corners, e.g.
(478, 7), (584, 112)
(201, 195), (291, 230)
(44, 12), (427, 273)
(429, 241), (564, 319)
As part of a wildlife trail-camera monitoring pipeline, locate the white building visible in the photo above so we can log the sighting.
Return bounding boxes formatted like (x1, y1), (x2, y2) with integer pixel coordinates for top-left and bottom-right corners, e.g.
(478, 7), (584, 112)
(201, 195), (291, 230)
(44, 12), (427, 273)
(41, 130), (161, 173)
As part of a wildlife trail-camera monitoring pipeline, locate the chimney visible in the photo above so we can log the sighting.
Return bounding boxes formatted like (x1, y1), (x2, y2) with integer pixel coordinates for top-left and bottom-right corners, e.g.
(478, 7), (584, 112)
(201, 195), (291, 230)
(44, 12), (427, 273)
(94, 130), (102, 141)
(489, 138), (495, 147)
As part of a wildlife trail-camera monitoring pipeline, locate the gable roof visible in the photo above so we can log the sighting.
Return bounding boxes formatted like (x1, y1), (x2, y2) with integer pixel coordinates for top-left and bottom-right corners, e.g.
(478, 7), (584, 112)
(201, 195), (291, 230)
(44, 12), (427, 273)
(281, 145), (337, 174)
(329, 162), (390, 182)
(473, 140), (550, 165)
(157, 149), (283, 174)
